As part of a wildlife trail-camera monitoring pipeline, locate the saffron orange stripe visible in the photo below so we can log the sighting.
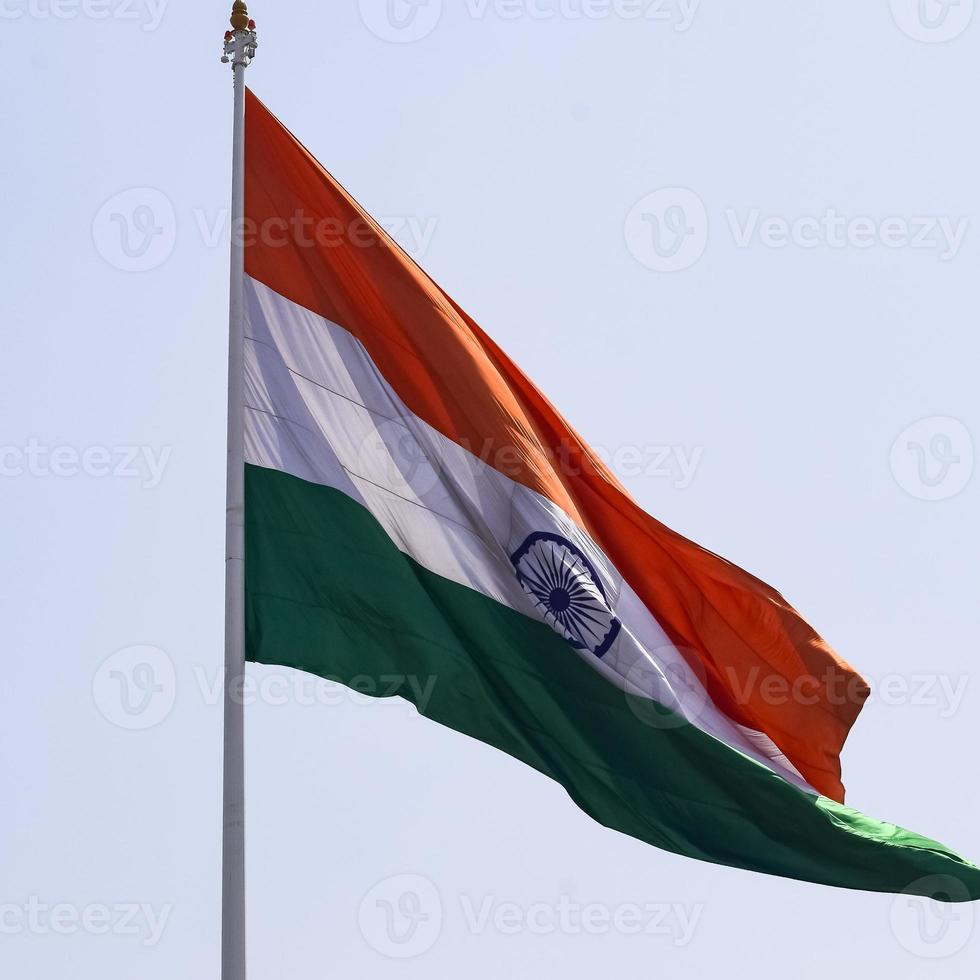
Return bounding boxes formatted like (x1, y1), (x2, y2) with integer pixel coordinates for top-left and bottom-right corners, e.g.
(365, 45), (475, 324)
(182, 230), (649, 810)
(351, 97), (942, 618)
(243, 88), (869, 802)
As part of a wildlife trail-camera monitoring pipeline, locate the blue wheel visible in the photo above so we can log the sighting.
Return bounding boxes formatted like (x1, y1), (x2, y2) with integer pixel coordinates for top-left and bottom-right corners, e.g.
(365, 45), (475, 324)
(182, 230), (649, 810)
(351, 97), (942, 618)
(510, 532), (621, 658)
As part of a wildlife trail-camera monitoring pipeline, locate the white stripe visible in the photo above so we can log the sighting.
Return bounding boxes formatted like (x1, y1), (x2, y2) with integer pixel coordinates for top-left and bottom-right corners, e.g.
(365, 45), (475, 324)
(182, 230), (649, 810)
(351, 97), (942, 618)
(244, 275), (813, 792)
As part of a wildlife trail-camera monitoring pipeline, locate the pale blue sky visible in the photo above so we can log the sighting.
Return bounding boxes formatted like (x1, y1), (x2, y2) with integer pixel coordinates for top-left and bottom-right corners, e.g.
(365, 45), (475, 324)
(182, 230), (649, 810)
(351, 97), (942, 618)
(2, 2), (979, 977)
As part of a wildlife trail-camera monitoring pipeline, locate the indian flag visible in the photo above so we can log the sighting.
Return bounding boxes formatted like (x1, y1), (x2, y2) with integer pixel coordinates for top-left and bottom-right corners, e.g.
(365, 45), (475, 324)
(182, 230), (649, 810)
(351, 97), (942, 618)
(241, 89), (979, 900)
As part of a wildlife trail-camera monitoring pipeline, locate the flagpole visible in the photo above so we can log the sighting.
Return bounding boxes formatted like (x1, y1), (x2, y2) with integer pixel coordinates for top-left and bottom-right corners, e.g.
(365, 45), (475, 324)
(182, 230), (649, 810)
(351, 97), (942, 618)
(220, 5), (256, 979)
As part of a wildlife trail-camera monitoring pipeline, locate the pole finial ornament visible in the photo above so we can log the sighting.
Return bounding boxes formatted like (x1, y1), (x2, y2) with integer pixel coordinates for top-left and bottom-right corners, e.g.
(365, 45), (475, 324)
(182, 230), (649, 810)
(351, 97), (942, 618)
(221, 3), (257, 69)
(230, 1), (249, 31)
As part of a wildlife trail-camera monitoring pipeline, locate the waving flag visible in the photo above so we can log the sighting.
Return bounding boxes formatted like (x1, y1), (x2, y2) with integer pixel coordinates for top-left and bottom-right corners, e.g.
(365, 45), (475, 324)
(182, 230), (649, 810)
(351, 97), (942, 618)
(241, 89), (979, 899)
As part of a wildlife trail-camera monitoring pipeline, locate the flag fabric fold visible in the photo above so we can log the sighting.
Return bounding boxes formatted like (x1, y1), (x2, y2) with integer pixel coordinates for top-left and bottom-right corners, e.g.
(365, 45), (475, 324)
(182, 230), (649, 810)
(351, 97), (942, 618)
(241, 88), (980, 900)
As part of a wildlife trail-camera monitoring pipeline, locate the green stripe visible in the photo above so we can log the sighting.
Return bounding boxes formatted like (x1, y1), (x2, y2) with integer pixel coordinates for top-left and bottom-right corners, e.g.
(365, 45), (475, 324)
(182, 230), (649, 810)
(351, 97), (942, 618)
(244, 463), (980, 900)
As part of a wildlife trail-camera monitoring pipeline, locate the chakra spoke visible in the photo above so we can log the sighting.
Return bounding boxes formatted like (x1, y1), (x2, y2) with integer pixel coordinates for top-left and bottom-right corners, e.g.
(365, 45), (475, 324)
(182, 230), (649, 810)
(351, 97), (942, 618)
(566, 606), (607, 629)
(521, 567), (552, 597)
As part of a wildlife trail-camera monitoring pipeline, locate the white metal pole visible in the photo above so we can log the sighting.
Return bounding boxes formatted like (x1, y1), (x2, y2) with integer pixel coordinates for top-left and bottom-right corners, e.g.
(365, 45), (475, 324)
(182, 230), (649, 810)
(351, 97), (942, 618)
(221, 5), (256, 980)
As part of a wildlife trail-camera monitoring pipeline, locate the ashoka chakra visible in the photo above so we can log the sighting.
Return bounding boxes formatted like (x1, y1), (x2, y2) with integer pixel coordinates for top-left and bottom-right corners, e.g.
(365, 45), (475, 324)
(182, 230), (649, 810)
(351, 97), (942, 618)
(510, 531), (621, 657)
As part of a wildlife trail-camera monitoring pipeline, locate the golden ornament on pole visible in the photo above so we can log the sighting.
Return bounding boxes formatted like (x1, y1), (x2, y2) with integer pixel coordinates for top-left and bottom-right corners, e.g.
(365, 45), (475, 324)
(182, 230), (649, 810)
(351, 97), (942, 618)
(230, 0), (250, 31)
